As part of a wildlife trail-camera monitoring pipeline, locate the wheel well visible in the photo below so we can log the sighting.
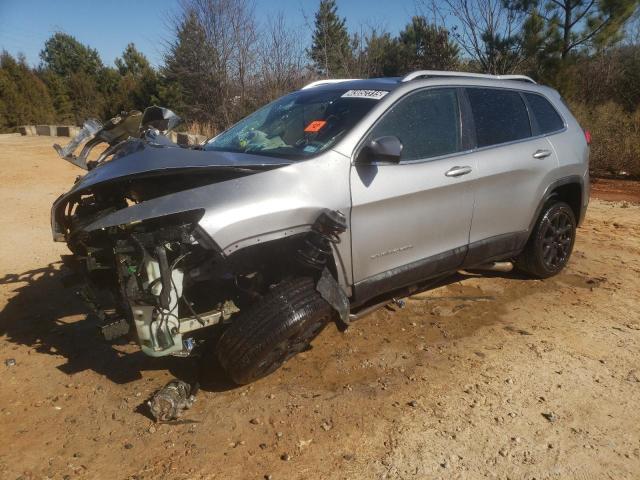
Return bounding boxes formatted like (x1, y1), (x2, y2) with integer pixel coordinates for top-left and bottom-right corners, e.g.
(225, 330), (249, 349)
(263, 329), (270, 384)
(549, 182), (582, 221)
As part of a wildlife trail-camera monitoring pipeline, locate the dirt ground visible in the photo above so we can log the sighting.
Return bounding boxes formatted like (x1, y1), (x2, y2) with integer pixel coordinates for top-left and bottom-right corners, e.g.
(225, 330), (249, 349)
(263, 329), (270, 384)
(1, 136), (639, 480)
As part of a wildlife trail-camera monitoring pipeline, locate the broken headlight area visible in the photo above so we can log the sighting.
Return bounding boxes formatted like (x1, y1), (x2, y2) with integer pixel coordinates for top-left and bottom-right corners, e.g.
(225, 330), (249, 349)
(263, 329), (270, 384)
(54, 169), (254, 245)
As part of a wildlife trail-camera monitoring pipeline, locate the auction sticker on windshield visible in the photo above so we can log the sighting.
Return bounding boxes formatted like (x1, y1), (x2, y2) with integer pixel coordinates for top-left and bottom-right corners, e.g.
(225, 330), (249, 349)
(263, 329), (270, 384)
(304, 120), (327, 132)
(341, 90), (389, 100)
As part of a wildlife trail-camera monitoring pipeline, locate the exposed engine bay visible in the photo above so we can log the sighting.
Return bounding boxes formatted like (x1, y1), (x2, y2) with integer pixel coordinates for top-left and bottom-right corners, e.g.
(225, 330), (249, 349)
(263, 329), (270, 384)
(52, 107), (350, 363)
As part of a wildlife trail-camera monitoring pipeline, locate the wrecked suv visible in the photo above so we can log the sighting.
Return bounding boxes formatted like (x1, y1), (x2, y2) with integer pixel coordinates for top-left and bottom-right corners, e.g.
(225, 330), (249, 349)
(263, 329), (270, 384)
(51, 71), (590, 384)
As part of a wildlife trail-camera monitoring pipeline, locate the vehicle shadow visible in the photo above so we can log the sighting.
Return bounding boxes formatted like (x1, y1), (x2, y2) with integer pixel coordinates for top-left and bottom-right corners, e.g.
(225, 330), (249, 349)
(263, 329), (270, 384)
(0, 262), (536, 394)
(0, 262), (235, 392)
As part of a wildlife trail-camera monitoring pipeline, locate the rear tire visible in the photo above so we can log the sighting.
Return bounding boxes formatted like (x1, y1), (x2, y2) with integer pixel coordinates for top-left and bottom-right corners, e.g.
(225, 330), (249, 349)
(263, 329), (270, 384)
(217, 277), (335, 385)
(517, 201), (576, 278)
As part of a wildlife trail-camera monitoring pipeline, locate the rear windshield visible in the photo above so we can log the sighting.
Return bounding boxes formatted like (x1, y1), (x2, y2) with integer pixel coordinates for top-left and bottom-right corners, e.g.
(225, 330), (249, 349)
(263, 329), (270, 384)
(204, 88), (386, 159)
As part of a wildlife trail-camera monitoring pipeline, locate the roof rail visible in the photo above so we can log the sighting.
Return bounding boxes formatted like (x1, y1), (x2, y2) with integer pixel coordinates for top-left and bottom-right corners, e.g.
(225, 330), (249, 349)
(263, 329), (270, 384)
(301, 79), (361, 90)
(401, 70), (536, 84)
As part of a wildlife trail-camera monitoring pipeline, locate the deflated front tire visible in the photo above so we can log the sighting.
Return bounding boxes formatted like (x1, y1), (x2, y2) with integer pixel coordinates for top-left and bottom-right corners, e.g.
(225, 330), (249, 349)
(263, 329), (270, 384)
(216, 277), (335, 385)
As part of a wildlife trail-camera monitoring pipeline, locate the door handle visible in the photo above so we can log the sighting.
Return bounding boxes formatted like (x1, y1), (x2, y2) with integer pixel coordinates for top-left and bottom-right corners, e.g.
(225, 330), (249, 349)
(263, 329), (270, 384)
(532, 149), (552, 159)
(445, 166), (472, 177)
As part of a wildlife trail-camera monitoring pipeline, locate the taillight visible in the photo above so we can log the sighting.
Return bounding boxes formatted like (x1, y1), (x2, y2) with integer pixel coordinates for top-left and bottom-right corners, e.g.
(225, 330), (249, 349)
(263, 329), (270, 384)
(584, 129), (592, 145)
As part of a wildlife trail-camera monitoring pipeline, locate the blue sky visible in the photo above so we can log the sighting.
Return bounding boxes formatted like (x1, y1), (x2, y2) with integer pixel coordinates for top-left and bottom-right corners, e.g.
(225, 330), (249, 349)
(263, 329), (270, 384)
(0, 0), (424, 68)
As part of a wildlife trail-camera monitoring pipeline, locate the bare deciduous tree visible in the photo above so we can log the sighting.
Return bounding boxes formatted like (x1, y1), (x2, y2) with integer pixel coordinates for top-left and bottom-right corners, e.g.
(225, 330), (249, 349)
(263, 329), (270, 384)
(420, 0), (527, 74)
(178, 0), (259, 125)
(257, 12), (308, 100)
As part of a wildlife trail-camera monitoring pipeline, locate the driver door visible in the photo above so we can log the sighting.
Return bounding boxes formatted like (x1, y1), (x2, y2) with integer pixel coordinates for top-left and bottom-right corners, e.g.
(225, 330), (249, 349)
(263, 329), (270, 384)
(349, 88), (476, 303)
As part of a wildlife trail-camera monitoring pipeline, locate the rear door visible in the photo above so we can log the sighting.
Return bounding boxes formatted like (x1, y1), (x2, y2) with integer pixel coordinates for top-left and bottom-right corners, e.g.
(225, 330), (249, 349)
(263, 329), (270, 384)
(349, 87), (476, 303)
(462, 87), (559, 266)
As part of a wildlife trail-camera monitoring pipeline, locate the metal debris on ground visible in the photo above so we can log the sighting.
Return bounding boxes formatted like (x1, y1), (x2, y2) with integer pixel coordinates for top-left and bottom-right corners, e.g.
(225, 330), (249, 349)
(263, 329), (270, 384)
(147, 380), (198, 422)
(4, 358), (16, 367)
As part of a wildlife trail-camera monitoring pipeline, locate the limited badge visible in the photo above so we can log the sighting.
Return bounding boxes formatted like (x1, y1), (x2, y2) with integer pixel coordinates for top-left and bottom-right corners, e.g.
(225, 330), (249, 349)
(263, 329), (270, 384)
(304, 120), (327, 132)
(341, 90), (389, 100)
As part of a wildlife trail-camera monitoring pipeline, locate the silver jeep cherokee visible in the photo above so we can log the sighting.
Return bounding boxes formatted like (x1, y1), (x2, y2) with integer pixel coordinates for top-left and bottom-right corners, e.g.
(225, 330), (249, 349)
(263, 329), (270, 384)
(51, 70), (590, 384)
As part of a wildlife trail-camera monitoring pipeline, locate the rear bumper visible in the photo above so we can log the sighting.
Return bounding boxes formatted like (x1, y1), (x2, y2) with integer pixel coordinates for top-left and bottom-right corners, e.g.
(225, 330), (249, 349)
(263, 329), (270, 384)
(579, 170), (590, 227)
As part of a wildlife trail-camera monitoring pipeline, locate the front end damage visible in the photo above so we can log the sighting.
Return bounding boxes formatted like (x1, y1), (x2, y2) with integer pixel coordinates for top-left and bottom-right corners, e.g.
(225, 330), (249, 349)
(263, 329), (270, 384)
(51, 108), (350, 362)
(66, 211), (237, 357)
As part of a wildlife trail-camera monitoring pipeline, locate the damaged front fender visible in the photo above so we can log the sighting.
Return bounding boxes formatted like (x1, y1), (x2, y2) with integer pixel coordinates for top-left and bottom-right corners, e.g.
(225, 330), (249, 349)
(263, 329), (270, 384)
(50, 109), (355, 361)
(77, 150), (354, 288)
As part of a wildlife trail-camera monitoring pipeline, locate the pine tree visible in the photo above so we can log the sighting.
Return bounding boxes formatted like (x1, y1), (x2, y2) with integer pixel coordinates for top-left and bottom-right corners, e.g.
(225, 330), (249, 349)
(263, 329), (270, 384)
(308, 0), (353, 77)
(0, 52), (55, 130)
(114, 43), (159, 113)
(365, 31), (402, 77)
(509, 0), (638, 60)
(398, 17), (459, 73)
(40, 32), (110, 123)
(40, 69), (73, 122)
(160, 11), (221, 124)
(67, 71), (103, 123)
(40, 32), (103, 78)
(115, 43), (152, 77)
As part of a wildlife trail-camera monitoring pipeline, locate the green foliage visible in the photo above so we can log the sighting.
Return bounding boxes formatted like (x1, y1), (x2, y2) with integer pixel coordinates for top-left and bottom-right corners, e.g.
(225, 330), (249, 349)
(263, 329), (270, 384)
(113, 44), (159, 114)
(66, 71), (104, 122)
(309, 0), (352, 76)
(39, 32), (108, 123)
(365, 31), (403, 76)
(477, 28), (521, 74)
(40, 32), (103, 78)
(510, 0), (639, 60)
(363, 18), (459, 77)
(398, 16), (460, 72)
(0, 52), (55, 130)
(39, 70), (73, 123)
(160, 11), (220, 123)
(115, 43), (151, 77)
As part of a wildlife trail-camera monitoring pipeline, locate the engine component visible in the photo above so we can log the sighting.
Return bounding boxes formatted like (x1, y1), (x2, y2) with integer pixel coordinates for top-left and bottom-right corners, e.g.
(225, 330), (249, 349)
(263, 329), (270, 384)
(296, 210), (347, 270)
(132, 252), (185, 356)
(147, 380), (197, 422)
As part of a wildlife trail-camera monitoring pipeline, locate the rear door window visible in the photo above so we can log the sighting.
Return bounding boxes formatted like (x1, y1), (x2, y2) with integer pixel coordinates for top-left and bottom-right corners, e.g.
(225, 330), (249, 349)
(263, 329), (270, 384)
(367, 88), (461, 161)
(524, 93), (564, 134)
(466, 88), (531, 147)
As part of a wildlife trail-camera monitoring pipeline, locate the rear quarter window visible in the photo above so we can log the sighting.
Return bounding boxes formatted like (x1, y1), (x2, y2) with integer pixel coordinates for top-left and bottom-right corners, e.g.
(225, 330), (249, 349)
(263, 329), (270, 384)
(524, 93), (565, 134)
(467, 88), (531, 148)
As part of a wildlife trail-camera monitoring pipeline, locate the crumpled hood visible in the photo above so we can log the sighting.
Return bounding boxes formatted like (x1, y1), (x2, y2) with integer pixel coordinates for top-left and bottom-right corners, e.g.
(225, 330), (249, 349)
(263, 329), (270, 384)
(68, 141), (293, 194)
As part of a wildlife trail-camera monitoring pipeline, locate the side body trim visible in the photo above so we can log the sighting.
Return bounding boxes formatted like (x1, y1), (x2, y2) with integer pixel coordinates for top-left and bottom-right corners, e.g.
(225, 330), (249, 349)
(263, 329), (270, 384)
(352, 246), (466, 306)
(462, 231), (529, 268)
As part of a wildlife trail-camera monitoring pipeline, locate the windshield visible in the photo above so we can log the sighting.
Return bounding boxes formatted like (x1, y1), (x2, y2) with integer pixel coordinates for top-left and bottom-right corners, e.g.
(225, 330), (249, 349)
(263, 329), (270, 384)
(204, 88), (387, 159)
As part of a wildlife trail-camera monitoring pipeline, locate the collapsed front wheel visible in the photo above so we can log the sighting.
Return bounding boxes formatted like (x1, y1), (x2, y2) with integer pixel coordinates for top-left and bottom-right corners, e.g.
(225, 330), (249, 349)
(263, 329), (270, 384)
(216, 277), (335, 385)
(517, 201), (576, 278)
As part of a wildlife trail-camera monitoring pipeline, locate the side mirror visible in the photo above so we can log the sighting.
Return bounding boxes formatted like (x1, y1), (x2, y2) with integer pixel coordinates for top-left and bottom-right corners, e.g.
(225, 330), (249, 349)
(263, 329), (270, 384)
(358, 136), (403, 164)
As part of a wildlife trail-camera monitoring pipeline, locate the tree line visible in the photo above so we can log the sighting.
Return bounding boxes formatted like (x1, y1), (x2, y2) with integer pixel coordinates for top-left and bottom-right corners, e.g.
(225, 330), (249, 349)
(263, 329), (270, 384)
(1, 0), (639, 175)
